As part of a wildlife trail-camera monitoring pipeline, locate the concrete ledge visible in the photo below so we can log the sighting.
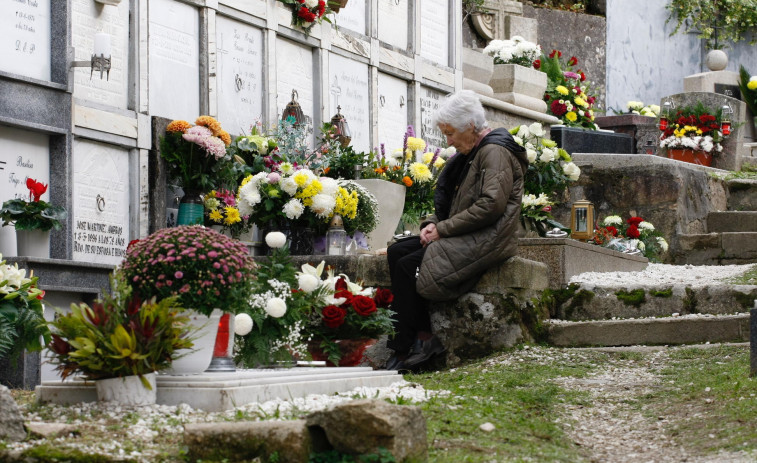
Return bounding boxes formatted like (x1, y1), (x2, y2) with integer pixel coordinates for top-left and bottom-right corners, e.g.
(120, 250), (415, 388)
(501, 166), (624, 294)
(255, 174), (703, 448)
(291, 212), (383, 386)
(546, 314), (750, 347)
(185, 421), (311, 462)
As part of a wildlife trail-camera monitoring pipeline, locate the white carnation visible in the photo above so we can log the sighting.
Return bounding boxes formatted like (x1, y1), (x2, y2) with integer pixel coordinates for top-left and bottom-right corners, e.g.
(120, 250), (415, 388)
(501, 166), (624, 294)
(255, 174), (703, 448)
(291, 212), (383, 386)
(439, 147), (456, 159)
(265, 231), (287, 249)
(265, 298), (287, 318)
(298, 274), (320, 293)
(283, 198), (305, 219)
(234, 313), (253, 336)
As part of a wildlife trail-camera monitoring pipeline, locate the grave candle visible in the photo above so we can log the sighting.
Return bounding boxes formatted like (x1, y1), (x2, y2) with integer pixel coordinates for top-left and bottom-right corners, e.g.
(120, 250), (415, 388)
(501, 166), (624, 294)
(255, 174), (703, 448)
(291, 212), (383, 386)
(94, 32), (111, 57)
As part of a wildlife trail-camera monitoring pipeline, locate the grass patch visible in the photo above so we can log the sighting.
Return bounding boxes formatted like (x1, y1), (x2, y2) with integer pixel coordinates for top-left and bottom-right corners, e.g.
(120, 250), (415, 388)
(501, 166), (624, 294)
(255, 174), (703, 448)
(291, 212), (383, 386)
(723, 264), (757, 285)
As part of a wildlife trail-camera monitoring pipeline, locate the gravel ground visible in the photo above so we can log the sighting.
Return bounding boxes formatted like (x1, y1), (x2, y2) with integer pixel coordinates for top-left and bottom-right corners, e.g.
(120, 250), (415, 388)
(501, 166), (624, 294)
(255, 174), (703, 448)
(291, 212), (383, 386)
(570, 263), (755, 288)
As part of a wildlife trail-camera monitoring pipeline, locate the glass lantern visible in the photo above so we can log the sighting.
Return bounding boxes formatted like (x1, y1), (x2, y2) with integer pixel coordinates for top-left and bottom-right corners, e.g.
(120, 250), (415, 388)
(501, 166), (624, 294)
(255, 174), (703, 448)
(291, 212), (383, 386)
(659, 98), (674, 131)
(570, 199), (595, 241)
(327, 215), (347, 255)
(721, 100), (733, 136)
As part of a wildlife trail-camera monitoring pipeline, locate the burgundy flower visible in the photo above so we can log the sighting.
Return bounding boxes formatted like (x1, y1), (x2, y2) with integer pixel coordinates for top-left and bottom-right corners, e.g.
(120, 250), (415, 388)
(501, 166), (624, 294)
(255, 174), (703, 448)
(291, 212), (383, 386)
(550, 100), (568, 117)
(626, 225), (640, 239)
(533, 59), (541, 69)
(374, 288), (394, 308)
(322, 305), (347, 328)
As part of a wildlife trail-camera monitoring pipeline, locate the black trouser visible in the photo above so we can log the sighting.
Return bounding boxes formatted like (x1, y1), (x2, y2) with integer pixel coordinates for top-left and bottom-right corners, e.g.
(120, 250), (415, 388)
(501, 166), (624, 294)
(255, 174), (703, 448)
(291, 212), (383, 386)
(386, 237), (431, 353)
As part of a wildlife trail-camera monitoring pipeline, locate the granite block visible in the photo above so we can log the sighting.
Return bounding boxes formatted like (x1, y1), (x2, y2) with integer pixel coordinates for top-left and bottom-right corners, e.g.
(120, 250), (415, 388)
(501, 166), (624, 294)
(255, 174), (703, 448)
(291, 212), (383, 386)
(0, 351), (40, 390)
(594, 115), (659, 154)
(551, 126), (634, 154)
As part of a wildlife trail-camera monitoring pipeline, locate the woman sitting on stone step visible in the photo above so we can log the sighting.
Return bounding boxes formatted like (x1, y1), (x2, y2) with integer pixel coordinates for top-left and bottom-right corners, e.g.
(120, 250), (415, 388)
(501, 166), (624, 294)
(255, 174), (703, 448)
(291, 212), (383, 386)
(385, 90), (529, 372)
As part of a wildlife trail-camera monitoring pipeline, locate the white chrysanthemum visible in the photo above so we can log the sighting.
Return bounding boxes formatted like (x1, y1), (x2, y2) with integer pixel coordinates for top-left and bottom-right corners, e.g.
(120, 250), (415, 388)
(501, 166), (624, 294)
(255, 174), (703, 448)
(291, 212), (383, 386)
(539, 148), (556, 163)
(239, 183), (262, 207)
(265, 231), (287, 249)
(283, 198), (304, 219)
(658, 237), (669, 252)
(562, 162), (581, 181)
(391, 148), (405, 161)
(279, 162), (294, 174)
(603, 215), (623, 226)
(310, 194), (336, 218)
(237, 199), (254, 217)
(298, 274), (320, 293)
(251, 171), (268, 187)
(319, 177), (339, 197)
(280, 177), (298, 196)
(526, 149), (537, 163)
(385, 156), (400, 167)
(528, 122), (545, 138)
(234, 313), (253, 336)
(265, 297), (287, 318)
(639, 221), (655, 231)
(637, 240), (646, 251)
(433, 157), (446, 168)
(422, 152), (434, 164)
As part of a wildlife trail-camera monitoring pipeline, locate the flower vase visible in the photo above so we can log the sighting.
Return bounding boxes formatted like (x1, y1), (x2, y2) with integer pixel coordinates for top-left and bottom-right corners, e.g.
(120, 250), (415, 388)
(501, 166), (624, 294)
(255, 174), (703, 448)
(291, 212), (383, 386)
(16, 229), (50, 258)
(667, 149), (712, 167)
(177, 191), (204, 226)
(165, 308), (222, 375)
(355, 179), (406, 250)
(307, 338), (377, 367)
(489, 64), (548, 113)
(96, 373), (157, 406)
(0, 226), (17, 258)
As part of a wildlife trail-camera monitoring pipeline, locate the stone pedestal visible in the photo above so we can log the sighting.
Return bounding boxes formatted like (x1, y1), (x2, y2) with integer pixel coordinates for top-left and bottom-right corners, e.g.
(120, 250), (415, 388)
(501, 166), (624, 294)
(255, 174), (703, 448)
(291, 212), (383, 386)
(683, 70), (740, 94)
(551, 126), (633, 154)
(594, 114), (660, 155)
(490, 64), (547, 113)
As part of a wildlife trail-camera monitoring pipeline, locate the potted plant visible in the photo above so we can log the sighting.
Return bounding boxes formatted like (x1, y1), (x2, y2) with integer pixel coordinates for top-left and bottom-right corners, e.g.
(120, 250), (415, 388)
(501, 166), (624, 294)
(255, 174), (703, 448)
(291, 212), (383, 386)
(0, 253), (50, 365)
(47, 273), (193, 405)
(0, 178), (67, 258)
(276, 0), (332, 34)
(203, 189), (253, 240)
(537, 50), (600, 129)
(119, 226), (255, 374)
(594, 215), (669, 262)
(484, 36), (547, 107)
(658, 102), (726, 167)
(160, 116), (231, 225)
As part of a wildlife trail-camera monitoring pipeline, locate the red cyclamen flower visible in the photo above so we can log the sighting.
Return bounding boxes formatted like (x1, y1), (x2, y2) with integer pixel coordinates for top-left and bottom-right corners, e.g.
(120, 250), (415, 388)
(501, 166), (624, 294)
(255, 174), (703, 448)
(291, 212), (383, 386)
(549, 49), (562, 58)
(533, 59), (541, 69)
(567, 56), (578, 66)
(26, 178), (48, 202)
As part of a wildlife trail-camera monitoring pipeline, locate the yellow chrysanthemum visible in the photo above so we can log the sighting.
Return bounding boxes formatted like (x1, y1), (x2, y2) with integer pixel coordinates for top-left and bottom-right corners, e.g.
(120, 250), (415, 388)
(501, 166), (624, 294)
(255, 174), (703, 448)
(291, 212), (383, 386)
(748, 80), (757, 90)
(224, 207), (241, 225)
(166, 120), (191, 133)
(422, 152), (435, 164)
(209, 209), (224, 223)
(195, 116), (222, 136)
(556, 85), (569, 96)
(219, 130), (232, 146)
(407, 137), (426, 152)
(240, 174), (253, 187)
(574, 96), (588, 108)
(204, 197), (221, 210)
(565, 112), (578, 122)
(409, 162), (432, 183)
(433, 157), (446, 169)
(295, 180), (322, 204)
(333, 187), (358, 219)
(293, 171), (311, 187)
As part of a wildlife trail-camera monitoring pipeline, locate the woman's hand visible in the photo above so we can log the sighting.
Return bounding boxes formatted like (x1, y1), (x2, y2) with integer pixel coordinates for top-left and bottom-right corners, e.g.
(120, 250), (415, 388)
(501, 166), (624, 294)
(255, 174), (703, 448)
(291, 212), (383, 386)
(420, 223), (440, 246)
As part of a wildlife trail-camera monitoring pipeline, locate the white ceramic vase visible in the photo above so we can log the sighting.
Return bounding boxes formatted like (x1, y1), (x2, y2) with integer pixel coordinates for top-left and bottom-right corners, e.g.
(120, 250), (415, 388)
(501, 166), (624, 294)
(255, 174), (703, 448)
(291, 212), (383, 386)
(96, 373), (157, 406)
(354, 179), (406, 250)
(16, 229), (50, 258)
(164, 308), (223, 375)
(0, 226), (17, 258)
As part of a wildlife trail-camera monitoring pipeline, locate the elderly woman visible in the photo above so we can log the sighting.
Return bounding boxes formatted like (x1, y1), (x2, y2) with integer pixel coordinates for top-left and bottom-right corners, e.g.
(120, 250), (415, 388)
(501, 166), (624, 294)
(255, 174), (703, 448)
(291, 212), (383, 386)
(385, 90), (528, 371)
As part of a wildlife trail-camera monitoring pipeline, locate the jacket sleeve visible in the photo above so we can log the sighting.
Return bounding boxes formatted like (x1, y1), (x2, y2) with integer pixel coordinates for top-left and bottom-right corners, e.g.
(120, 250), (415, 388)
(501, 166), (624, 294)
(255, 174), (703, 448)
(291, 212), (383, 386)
(436, 145), (514, 237)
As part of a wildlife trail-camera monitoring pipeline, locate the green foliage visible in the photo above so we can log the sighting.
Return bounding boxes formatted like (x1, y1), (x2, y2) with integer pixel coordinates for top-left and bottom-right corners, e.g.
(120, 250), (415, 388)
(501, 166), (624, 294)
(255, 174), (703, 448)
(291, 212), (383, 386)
(666, 0), (757, 49)
(160, 129), (227, 193)
(0, 257), (50, 362)
(0, 198), (67, 231)
(738, 65), (757, 116)
(219, 127), (278, 189)
(309, 447), (396, 463)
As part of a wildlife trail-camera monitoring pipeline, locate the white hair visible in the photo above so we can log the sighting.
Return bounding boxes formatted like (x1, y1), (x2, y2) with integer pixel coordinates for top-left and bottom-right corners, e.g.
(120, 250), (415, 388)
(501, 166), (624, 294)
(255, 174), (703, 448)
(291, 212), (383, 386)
(432, 90), (488, 132)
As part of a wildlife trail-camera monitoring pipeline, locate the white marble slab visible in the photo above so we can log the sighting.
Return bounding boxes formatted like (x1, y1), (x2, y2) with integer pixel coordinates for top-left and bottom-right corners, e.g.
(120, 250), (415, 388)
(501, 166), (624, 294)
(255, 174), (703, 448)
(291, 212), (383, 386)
(71, 0), (130, 108)
(276, 37), (314, 143)
(377, 73), (408, 151)
(377, 0), (407, 50)
(0, 125), (50, 204)
(148, 0), (200, 120)
(72, 139), (130, 266)
(329, 53), (370, 153)
(216, 15), (264, 136)
(420, 86), (446, 151)
(0, 0), (51, 80)
(420, 0), (449, 66)
(333, 0), (366, 36)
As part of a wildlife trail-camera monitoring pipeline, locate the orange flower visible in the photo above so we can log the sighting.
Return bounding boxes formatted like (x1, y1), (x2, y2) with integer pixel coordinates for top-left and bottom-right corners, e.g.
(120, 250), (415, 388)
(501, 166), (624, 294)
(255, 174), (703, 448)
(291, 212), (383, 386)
(393, 166), (401, 171)
(402, 176), (413, 187)
(218, 130), (231, 146)
(166, 120), (191, 133)
(195, 115), (222, 136)
(323, 167), (331, 174)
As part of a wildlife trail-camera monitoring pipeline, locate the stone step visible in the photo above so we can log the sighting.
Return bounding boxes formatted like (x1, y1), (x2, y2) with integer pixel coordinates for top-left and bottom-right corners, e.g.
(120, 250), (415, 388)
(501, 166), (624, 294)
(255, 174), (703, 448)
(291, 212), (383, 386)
(674, 232), (757, 265)
(545, 313), (750, 347)
(549, 283), (757, 321)
(35, 367), (404, 412)
(726, 178), (757, 211)
(707, 211), (757, 233)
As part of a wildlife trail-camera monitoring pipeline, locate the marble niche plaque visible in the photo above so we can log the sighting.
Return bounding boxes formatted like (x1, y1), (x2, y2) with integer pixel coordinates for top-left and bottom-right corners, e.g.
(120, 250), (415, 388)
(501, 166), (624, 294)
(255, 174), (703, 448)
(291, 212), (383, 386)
(333, 0), (366, 35)
(0, 0), (51, 81)
(72, 0), (130, 108)
(420, 0), (449, 66)
(149, 0), (200, 120)
(329, 53), (370, 153)
(420, 86), (446, 150)
(216, 16), (263, 136)
(276, 38), (314, 145)
(72, 139), (130, 266)
(377, 73), (408, 152)
(377, 0), (408, 50)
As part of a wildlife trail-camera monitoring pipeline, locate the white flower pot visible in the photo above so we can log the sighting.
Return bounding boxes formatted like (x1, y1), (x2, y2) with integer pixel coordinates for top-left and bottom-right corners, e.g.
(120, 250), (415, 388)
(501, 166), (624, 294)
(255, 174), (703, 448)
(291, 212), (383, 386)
(16, 229), (50, 258)
(354, 179), (406, 250)
(0, 226), (17, 258)
(489, 64), (547, 99)
(164, 308), (222, 375)
(96, 373), (156, 406)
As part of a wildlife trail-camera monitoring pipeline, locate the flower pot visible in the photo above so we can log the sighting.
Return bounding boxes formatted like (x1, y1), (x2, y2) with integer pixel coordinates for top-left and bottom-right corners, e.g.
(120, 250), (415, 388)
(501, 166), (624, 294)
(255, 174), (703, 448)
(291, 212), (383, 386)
(16, 229), (50, 258)
(355, 179), (406, 250)
(667, 149), (713, 167)
(177, 191), (204, 226)
(0, 226), (17, 258)
(330, 0), (349, 12)
(165, 308), (223, 375)
(308, 338), (377, 367)
(95, 373), (157, 406)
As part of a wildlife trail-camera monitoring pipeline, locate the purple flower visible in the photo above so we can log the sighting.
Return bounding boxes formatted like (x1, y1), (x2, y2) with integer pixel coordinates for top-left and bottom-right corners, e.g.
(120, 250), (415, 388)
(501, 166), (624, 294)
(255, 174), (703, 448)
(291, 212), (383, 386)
(175, 271), (184, 279)
(267, 172), (281, 184)
(208, 250), (218, 258)
(563, 71), (580, 80)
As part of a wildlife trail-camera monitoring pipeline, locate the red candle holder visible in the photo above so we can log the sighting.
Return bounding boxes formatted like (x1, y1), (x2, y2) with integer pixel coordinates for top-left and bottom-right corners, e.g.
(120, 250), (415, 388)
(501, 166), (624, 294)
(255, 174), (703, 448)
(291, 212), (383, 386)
(721, 122), (731, 136)
(205, 313), (236, 372)
(658, 117), (668, 131)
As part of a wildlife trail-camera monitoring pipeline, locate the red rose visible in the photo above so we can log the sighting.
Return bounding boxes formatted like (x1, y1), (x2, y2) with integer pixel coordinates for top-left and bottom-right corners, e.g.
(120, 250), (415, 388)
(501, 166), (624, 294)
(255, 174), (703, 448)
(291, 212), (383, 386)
(297, 6), (316, 22)
(335, 289), (353, 305)
(626, 225), (640, 239)
(579, 70), (586, 81)
(352, 295), (377, 316)
(606, 226), (618, 237)
(317, 0), (326, 16)
(374, 287), (394, 308)
(322, 305), (347, 328)
(335, 277), (348, 291)
(627, 216), (644, 226)
(550, 100), (568, 117)
(533, 59), (541, 69)
(567, 56), (578, 66)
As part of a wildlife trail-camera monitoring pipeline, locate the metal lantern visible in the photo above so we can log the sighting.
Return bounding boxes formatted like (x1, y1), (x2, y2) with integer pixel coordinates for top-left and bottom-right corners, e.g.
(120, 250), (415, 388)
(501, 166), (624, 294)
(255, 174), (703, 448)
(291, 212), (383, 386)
(326, 214), (347, 255)
(282, 89), (305, 126)
(721, 100), (733, 136)
(330, 105), (352, 148)
(659, 98), (674, 131)
(570, 199), (595, 241)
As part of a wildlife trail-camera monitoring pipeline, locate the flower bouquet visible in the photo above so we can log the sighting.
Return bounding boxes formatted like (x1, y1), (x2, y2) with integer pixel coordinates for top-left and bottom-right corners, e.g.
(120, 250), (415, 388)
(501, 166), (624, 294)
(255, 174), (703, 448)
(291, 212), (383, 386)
(594, 215), (668, 261)
(510, 122), (580, 197)
(0, 178), (67, 231)
(0, 253), (49, 363)
(536, 50), (600, 129)
(483, 36), (542, 67)
(738, 65), (757, 126)
(622, 101), (660, 117)
(658, 102), (726, 162)
(203, 189), (252, 239)
(277, 0), (331, 34)
(223, 126), (279, 187)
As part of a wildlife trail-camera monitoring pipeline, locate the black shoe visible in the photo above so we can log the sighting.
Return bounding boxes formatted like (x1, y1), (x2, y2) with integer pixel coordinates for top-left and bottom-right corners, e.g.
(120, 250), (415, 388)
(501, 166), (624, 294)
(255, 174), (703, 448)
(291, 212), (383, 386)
(403, 336), (445, 369)
(384, 355), (404, 371)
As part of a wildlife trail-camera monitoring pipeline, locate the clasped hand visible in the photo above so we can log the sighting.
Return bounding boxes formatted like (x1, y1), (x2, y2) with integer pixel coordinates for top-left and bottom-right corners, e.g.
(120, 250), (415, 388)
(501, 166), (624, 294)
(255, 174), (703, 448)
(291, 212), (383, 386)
(420, 223), (440, 247)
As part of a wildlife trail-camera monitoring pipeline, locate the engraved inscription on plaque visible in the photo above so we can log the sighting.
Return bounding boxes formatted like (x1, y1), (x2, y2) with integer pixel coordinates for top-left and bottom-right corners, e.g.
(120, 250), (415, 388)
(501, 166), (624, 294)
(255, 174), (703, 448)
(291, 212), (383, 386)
(377, 0), (408, 50)
(0, 126), (50, 204)
(0, 0), (51, 80)
(420, 86), (446, 150)
(377, 73), (408, 151)
(149, 0), (200, 120)
(72, 0), (129, 108)
(72, 139), (130, 266)
(420, 0), (449, 66)
(276, 38), (314, 145)
(329, 53), (370, 152)
(334, 0), (366, 35)
(216, 16), (263, 136)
